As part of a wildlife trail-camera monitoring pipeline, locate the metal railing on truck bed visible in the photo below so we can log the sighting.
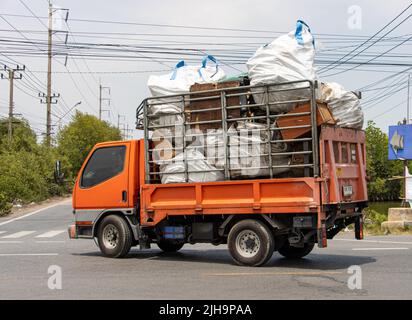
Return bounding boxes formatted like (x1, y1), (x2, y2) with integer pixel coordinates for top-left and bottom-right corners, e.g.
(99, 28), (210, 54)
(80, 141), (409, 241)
(136, 80), (320, 184)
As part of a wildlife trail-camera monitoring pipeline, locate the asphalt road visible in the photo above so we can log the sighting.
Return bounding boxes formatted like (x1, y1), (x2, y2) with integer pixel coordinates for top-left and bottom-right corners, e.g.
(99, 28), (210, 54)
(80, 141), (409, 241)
(0, 200), (412, 300)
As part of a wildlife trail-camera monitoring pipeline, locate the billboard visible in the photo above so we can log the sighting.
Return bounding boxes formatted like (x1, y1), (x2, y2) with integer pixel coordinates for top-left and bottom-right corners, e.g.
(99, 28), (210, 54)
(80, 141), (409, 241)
(388, 124), (412, 160)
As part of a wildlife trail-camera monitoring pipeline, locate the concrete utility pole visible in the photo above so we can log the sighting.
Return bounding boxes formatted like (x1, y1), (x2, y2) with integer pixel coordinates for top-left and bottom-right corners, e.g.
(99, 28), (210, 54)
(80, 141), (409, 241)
(1, 65), (25, 142)
(123, 123), (133, 140)
(403, 73), (411, 207)
(117, 114), (126, 140)
(46, 0), (53, 147)
(99, 80), (111, 120)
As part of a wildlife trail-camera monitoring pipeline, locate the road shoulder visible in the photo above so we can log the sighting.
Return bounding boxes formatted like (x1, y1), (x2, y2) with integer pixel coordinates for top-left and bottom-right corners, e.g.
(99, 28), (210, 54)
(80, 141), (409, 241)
(0, 196), (72, 222)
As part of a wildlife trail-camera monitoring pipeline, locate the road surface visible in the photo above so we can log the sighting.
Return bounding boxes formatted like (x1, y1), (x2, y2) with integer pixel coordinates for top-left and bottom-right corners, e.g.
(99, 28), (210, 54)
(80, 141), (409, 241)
(0, 200), (411, 300)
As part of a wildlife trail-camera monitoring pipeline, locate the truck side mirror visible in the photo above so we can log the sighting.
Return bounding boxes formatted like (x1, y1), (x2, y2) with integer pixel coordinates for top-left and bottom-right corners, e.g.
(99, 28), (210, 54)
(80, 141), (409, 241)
(54, 160), (65, 185)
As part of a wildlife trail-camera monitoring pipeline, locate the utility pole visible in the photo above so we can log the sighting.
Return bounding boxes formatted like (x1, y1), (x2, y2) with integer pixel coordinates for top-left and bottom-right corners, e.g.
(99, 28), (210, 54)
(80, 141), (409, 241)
(408, 74), (410, 124)
(39, 91), (60, 144)
(403, 74), (411, 207)
(117, 114), (125, 129)
(117, 114), (126, 140)
(123, 123), (133, 140)
(46, 0), (53, 147)
(1, 65), (25, 142)
(99, 80), (111, 120)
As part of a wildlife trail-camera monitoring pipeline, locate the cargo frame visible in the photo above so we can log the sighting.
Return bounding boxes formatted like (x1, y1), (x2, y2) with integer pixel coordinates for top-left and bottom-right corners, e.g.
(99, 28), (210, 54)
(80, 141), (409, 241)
(136, 80), (320, 184)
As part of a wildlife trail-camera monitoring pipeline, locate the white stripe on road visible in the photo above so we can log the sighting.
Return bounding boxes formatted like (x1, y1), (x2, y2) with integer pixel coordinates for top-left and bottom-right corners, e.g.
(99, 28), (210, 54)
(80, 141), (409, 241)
(352, 247), (409, 251)
(0, 231), (6, 235)
(35, 241), (65, 243)
(2, 231), (35, 239)
(0, 199), (71, 227)
(35, 230), (65, 238)
(0, 253), (58, 256)
(335, 238), (412, 245)
(0, 241), (22, 243)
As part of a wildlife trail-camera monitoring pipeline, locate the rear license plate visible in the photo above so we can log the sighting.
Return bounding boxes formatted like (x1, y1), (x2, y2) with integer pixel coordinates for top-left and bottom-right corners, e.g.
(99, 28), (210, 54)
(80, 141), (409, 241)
(343, 185), (353, 196)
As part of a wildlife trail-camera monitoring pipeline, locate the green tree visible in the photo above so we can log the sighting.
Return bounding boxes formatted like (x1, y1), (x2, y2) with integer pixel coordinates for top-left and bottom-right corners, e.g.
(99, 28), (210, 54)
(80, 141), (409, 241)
(57, 111), (122, 177)
(0, 118), (37, 153)
(0, 118), (64, 214)
(365, 121), (403, 200)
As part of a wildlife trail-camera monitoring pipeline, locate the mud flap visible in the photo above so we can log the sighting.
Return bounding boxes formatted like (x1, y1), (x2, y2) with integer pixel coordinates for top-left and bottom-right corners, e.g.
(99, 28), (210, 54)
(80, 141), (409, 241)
(355, 215), (364, 240)
(317, 220), (327, 248)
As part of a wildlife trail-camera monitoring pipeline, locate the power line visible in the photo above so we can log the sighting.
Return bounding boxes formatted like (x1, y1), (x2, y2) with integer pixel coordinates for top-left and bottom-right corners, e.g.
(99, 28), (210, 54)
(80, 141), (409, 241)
(319, 2), (412, 74)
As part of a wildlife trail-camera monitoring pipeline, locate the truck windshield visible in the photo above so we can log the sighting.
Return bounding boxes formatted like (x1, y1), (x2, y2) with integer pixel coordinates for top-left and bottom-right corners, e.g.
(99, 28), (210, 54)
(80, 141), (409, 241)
(81, 146), (126, 188)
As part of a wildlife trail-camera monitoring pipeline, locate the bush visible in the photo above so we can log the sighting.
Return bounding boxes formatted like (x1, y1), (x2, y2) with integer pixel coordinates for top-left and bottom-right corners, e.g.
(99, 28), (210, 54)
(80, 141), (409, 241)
(0, 192), (12, 217)
(363, 208), (387, 234)
(0, 114), (119, 211)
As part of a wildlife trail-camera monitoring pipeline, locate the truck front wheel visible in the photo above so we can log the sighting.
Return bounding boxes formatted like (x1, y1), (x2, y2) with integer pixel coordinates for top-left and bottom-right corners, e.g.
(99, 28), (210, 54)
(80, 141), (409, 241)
(97, 215), (133, 258)
(228, 219), (274, 267)
(157, 240), (184, 253)
(278, 242), (314, 259)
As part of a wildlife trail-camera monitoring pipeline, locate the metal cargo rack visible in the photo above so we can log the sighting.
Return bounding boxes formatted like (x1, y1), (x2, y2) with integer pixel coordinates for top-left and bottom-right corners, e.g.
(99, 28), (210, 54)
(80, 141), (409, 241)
(136, 80), (319, 184)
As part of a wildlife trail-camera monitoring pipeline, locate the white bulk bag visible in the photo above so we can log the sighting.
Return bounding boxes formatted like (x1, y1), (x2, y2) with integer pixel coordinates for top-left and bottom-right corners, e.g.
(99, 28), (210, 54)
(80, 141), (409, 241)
(147, 60), (199, 115)
(147, 57), (226, 116)
(198, 55), (227, 83)
(318, 82), (364, 129)
(160, 149), (224, 184)
(204, 122), (290, 178)
(246, 20), (317, 113)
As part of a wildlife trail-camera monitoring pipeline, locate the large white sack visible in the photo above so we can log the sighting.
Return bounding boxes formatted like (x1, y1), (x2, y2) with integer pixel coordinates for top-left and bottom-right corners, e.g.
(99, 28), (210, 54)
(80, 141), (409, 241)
(147, 57), (226, 116)
(318, 82), (364, 129)
(204, 122), (290, 178)
(198, 55), (226, 83)
(246, 20), (316, 113)
(160, 149), (224, 184)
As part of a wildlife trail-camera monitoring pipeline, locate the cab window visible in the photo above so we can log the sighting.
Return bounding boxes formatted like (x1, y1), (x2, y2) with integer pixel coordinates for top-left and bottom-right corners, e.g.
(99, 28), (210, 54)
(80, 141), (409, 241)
(81, 146), (126, 188)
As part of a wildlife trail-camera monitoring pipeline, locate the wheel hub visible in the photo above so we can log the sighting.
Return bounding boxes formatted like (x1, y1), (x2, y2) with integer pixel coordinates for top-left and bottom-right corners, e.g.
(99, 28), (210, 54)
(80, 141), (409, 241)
(236, 230), (261, 258)
(102, 224), (119, 249)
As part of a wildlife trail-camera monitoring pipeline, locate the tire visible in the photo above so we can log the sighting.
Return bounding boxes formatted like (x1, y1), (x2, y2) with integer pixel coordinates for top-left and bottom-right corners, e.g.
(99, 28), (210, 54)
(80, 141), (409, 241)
(157, 240), (184, 253)
(228, 219), (274, 267)
(97, 215), (133, 258)
(278, 242), (315, 259)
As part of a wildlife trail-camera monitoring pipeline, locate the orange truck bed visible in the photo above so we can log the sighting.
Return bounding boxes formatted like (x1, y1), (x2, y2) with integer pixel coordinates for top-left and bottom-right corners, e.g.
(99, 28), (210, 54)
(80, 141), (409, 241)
(140, 125), (367, 233)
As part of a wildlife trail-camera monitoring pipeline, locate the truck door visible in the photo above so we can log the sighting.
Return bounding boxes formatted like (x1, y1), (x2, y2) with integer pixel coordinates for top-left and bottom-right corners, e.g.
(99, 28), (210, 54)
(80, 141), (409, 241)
(74, 142), (130, 209)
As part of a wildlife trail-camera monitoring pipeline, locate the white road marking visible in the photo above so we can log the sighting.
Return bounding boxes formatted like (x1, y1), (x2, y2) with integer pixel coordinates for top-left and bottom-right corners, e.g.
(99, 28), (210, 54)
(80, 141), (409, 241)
(335, 238), (412, 245)
(0, 199), (71, 227)
(0, 241), (22, 243)
(203, 271), (344, 277)
(0, 253), (58, 256)
(352, 247), (409, 251)
(2, 231), (35, 239)
(0, 231), (6, 235)
(35, 230), (65, 238)
(35, 240), (65, 243)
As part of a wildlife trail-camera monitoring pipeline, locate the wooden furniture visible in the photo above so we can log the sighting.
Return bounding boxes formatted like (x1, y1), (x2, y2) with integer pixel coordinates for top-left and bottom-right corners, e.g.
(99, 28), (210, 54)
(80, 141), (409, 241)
(277, 102), (335, 140)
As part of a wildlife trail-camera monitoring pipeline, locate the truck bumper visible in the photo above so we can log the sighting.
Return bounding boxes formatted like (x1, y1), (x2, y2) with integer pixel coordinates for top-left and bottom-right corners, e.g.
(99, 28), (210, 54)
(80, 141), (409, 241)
(68, 223), (94, 239)
(68, 223), (77, 239)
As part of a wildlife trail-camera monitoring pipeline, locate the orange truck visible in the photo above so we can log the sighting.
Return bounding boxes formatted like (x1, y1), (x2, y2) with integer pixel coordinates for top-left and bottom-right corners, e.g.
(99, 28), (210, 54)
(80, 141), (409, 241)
(68, 80), (367, 266)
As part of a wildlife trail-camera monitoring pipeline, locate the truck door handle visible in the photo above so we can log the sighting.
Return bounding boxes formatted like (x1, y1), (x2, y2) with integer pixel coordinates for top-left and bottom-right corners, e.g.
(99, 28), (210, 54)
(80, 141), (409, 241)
(122, 190), (127, 202)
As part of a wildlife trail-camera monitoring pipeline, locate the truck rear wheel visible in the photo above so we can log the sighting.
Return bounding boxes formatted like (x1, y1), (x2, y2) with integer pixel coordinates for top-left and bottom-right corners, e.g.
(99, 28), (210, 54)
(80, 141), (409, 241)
(97, 215), (132, 258)
(228, 219), (274, 267)
(157, 240), (184, 253)
(278, 242), (314, 259)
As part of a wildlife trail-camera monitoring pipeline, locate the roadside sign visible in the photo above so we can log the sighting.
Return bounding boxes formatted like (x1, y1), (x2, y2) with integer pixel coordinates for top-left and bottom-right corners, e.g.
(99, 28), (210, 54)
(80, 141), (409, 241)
(388, 124), (412, 160)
